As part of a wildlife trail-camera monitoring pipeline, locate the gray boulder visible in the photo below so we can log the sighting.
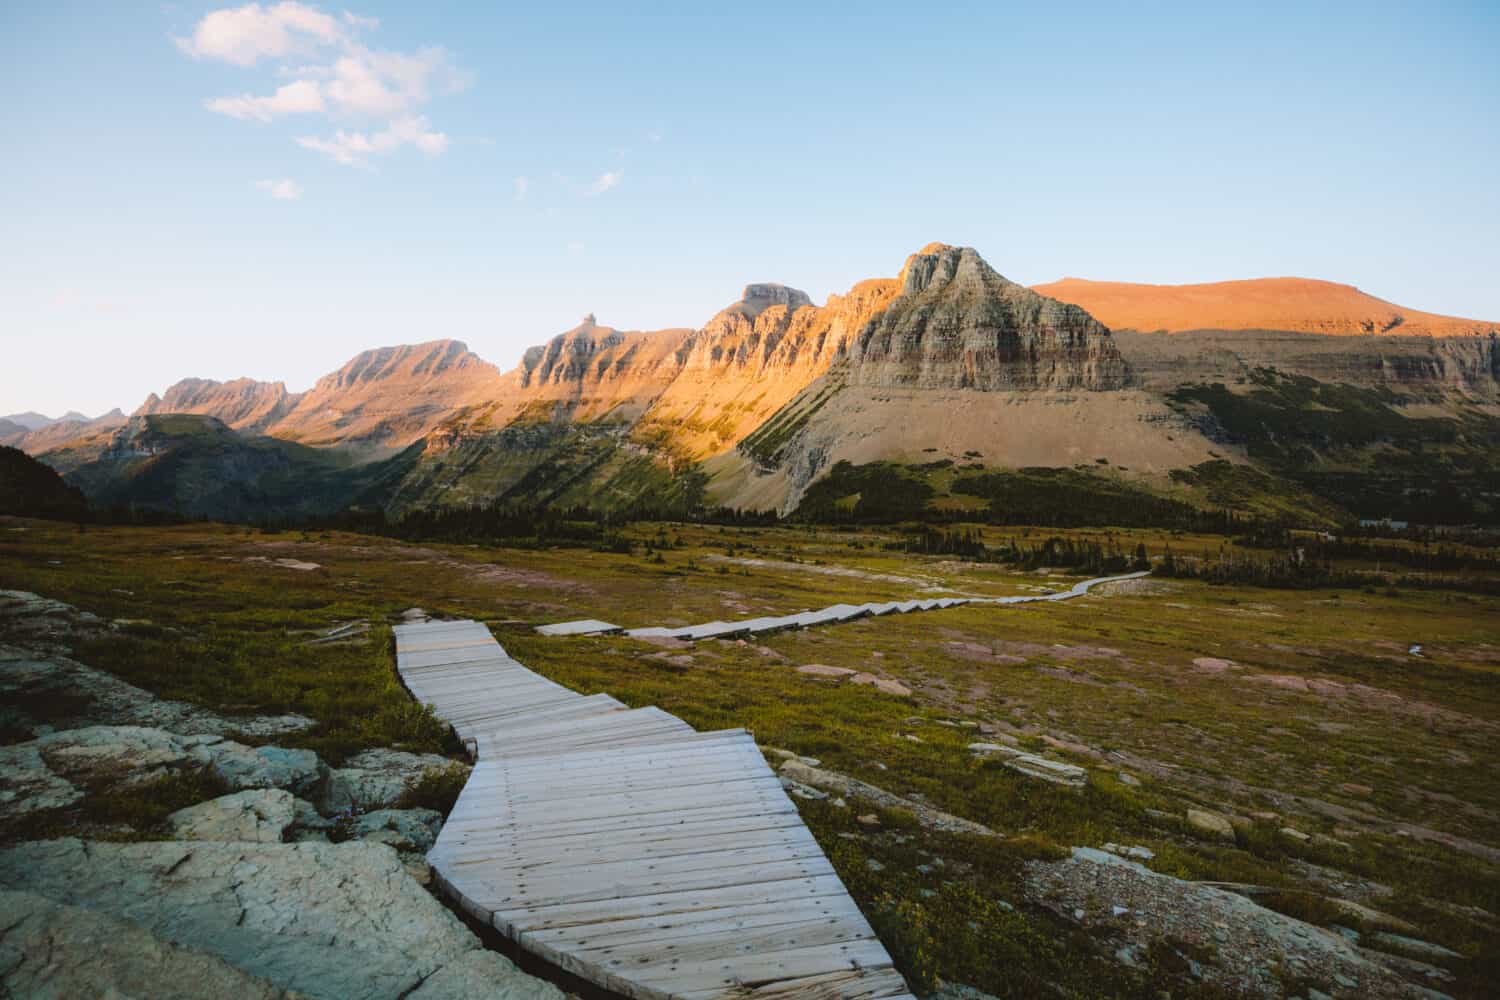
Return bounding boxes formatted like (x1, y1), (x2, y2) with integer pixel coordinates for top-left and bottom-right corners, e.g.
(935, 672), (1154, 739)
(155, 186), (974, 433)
(0, 888), (290, 999)
(209, 743), (326, 798)
(0, 839), (565, 1000)
(168, 789), (297, 843)
(351, 808), (444, 853)
(323, 749), (465, 812)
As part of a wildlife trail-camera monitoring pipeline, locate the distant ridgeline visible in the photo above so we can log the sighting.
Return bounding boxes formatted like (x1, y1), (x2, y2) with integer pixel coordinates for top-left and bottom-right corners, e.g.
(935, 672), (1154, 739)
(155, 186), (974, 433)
(17, 243), (1500, 530)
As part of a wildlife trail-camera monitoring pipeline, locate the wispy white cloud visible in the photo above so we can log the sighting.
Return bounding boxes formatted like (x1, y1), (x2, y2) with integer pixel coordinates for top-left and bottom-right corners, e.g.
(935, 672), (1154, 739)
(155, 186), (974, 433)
(586, 170), (621, 196)
(181, 3), (468, 167)
(514, 175), (529, 201)
(175, 1), (346, 66)
(296, 115), (447, 166)
(206, 78), (324, 122)
(254, 177), (303, 199)
(341, 9), (378, 30)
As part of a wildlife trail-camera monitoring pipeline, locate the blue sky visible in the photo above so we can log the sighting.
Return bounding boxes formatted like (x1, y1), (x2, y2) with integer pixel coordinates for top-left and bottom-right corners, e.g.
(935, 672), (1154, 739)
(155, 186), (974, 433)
(2, 1), (1497, 416)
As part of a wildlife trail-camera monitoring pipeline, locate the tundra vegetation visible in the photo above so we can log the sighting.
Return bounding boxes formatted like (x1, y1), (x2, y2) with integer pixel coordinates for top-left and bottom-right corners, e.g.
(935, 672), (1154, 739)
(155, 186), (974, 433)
(2, 512), (1496, 998)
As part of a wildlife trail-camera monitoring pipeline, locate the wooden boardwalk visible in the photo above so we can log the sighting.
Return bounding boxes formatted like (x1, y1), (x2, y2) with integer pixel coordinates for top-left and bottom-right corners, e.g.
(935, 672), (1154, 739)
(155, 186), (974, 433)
(538, 570), (1152, 640)
(394, 619), (916, 1000)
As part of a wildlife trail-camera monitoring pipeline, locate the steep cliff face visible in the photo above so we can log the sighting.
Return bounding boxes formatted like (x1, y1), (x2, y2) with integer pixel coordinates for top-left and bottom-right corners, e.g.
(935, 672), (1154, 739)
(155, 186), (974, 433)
(633, 280), (899, 457)
(1033, 276), (1500, 338)
(1112, 330), (1500, 399)
(135, 378), (297, 433)
(512, 317), (690, 423)
(266, 339), (504, 453)
(848, 245), (1128, 391)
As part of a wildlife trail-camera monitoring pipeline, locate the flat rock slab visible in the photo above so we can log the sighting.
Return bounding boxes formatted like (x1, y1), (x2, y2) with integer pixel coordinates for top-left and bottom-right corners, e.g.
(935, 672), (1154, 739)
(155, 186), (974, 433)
(0, 889), (291, 999)
(0, 839), (565, 1000)
(797, 664), (858, 678)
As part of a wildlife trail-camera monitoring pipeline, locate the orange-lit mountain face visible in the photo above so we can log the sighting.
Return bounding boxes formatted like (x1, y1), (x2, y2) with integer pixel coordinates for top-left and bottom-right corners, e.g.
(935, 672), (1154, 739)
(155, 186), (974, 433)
(1031, 277), (1499, 337)
(28, 245), (1500, 520)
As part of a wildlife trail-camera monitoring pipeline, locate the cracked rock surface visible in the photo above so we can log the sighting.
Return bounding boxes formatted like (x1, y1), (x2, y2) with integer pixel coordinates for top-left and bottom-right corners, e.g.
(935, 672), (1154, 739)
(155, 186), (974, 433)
(0, 888), (293, 999)
(0, 839), (566, 1000)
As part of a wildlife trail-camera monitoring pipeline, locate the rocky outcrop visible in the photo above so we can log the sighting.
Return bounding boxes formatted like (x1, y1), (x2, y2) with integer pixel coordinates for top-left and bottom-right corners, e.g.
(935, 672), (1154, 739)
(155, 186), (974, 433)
(0, 725), (332, 821)
(0, 839), (566, 1000)
(0, 591), (313, 740)
(136, 377), (297, 433)
(847, 244), (1128, 391)
(1025, 847), (1422, 998)
(0, 724), (466, 825)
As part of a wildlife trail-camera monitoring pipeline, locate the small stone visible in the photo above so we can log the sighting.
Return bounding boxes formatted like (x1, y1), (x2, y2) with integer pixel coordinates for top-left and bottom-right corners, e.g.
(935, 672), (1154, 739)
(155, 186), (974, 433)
(857, 813), (880, 827)
(796, 664), (856, 678)
(1280, 826), (1311, 842)
(851, 673), (912, 696)
(1186, 808), (1237, 842)
(866, 858), (885, 872)
(350, 808), (444, 854)
(1117, 771), (1141, 786)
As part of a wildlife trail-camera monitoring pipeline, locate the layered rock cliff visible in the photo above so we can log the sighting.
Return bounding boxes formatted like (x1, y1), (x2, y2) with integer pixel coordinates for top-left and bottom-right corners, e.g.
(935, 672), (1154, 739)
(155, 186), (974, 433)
(847, 245), (1127, 390)
(265, 340), (504, 454)
(136, 378), (296, 433)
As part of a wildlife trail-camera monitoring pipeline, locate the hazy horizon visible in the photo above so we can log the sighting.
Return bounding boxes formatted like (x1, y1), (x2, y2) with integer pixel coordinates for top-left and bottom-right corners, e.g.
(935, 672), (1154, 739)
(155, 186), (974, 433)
(3, 1), (1497, 416)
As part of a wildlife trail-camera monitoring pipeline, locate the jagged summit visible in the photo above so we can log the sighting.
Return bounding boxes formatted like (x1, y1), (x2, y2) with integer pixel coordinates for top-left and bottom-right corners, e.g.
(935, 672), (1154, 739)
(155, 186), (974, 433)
(732, 283), (813, 320)
(850, 243), (1127, 391)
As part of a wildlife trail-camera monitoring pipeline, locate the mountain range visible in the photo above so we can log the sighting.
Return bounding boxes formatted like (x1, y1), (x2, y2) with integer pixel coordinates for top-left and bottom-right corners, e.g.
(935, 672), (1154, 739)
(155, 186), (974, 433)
(17, 243), (1500, 526)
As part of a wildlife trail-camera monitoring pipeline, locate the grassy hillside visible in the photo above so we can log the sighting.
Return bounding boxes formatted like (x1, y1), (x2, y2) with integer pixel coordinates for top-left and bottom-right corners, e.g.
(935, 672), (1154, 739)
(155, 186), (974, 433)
(0, 445), (88, 520)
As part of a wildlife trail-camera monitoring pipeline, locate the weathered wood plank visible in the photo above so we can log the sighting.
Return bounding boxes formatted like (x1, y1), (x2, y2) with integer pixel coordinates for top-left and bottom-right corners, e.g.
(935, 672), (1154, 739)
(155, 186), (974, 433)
(395, 619), (913, 1000)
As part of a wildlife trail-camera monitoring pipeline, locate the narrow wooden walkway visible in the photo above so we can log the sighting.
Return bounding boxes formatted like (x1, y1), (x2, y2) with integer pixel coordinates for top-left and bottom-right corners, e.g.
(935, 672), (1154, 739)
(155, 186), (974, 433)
(395, 620), (917, 1000)
(537, 570), (1152, 639)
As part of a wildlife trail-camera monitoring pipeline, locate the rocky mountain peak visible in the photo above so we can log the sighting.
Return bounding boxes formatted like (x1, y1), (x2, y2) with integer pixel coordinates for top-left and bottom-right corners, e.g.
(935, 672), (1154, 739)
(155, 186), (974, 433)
(132, 377), (296, 435)
(735, 284), (813, 320)
(849, 244), (1128, 391)
(898, 243), (1001, 296)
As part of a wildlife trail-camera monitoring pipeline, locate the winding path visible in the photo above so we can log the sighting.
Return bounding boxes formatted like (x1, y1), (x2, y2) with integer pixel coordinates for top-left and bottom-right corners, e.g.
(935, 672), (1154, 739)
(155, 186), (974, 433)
(538, 570), (1152, 640)
(394, 619), (917, 1000)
